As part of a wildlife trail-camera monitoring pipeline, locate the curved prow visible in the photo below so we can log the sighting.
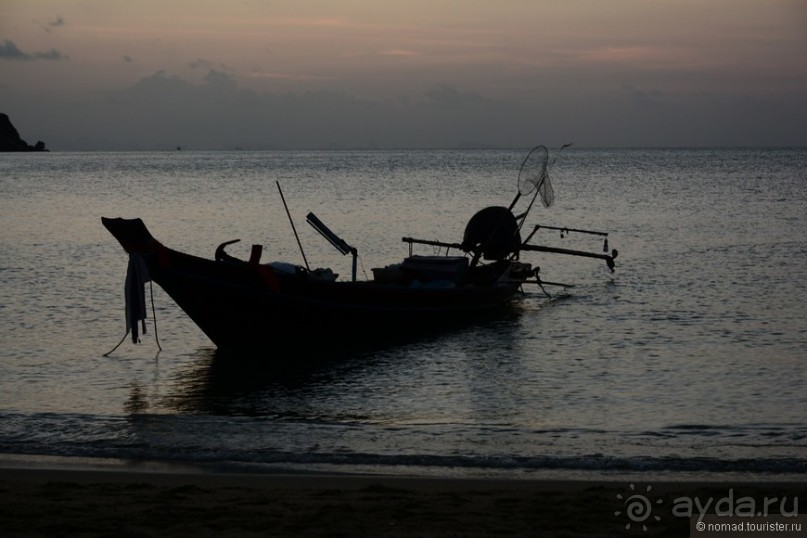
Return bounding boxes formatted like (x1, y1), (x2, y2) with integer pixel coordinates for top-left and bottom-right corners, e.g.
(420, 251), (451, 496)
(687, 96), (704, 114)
(101, 217), (157, 254)
(215, 239), (242, 263)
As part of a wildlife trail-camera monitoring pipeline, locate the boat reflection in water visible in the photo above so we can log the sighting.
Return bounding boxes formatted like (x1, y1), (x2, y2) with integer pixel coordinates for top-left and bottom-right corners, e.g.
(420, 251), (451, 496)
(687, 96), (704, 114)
(149, 308), (531, 418)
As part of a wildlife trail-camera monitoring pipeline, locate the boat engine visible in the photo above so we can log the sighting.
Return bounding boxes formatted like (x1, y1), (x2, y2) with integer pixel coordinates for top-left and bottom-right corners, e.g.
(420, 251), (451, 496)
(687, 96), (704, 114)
(461, 206), (521, 261)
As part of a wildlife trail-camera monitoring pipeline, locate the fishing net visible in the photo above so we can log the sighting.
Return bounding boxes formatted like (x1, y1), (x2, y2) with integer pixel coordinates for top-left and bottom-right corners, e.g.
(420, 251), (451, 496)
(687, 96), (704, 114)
(517, 145), (554, 208)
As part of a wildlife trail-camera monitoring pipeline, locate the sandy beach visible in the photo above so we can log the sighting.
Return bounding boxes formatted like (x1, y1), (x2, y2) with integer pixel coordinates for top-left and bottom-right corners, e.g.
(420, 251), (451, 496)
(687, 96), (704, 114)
(1, 462), (804, 537)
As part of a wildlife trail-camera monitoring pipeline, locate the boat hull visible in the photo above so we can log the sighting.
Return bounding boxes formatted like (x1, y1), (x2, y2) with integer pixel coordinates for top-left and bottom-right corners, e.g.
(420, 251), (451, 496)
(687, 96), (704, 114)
(162, 249), (519, 351)
(102, 218), (522, 353)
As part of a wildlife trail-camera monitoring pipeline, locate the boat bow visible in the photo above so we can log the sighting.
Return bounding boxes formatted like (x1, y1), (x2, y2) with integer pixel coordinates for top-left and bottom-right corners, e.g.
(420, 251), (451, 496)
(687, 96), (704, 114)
(102, 217), (160, 256)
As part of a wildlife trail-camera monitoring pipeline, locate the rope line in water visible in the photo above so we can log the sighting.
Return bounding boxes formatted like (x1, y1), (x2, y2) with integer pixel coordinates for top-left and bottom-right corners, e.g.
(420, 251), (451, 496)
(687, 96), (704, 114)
(103, 279), (162, 357)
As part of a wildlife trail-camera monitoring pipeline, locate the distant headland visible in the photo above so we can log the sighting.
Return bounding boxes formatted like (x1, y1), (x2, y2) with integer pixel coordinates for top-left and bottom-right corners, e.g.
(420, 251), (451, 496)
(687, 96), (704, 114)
(0, 113), (48, 152)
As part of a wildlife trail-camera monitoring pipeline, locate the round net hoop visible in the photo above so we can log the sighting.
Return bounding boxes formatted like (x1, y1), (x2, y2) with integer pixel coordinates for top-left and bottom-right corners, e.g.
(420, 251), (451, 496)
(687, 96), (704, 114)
(517, 145), (549, 196)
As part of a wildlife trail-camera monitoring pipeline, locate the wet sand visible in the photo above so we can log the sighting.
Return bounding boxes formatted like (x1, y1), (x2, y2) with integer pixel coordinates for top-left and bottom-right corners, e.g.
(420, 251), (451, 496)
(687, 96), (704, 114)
(0, 465), (804, 537)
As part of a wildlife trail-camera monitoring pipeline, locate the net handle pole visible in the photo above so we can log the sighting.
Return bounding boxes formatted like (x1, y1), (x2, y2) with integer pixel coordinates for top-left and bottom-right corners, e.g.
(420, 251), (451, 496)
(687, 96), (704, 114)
(516, 172), (546, 230)
(506, 192), (522, 212)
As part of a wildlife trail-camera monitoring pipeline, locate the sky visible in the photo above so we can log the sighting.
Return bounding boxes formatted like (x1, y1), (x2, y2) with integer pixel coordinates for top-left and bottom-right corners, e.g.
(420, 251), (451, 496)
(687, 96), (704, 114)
(1, 0), (805, 150)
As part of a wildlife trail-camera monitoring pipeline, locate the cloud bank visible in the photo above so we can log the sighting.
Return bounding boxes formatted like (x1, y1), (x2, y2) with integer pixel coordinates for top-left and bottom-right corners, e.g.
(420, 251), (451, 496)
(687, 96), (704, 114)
(6, 67), (799, 151)
(0, 39), (66, 61)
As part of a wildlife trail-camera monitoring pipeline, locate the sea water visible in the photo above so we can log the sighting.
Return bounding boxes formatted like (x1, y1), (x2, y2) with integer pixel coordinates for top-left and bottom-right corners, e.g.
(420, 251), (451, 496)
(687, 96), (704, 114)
(0, 148), (805, 479)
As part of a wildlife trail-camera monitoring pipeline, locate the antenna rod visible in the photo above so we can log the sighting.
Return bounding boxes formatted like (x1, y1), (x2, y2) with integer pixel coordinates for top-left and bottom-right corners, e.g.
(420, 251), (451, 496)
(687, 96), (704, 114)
(276, 181), (309, 271)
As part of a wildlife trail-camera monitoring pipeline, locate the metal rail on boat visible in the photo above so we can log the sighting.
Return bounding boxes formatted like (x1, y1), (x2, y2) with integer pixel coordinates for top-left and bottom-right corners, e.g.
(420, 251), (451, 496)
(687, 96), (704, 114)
(401, 237), (463, 257)
(402, 236), (617, 271)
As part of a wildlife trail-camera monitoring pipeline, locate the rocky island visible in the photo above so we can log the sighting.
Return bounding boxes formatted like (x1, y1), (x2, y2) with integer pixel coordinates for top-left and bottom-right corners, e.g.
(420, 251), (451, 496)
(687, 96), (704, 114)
(1, 113), (48, 151)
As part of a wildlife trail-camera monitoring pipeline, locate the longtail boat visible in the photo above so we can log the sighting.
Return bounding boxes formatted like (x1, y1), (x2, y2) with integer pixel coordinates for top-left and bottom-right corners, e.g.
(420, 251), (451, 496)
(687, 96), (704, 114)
(102, 145), (618, 353)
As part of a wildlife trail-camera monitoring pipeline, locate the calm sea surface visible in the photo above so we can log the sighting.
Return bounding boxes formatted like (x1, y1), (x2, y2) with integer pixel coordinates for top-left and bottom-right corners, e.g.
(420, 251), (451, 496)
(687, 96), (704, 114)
(1, 148), (805, 479)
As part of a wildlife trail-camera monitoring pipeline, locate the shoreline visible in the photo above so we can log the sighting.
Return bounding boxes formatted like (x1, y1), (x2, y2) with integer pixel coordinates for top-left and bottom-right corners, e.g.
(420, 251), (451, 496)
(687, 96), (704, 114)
(1, 455), (804, 537)
(4, 451), (807, 483)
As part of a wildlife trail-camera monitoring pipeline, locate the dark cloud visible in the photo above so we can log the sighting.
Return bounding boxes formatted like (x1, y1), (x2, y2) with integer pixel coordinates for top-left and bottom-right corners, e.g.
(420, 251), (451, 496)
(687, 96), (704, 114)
(0, 39), (67, 61)
(50, 16), (65, 27)
(0, 40), (29, 60)
(122, 54), (133, 63)
(203, 69), (238, 90)
(33, 48), (65, 60)
(119, 70), (189, 98)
